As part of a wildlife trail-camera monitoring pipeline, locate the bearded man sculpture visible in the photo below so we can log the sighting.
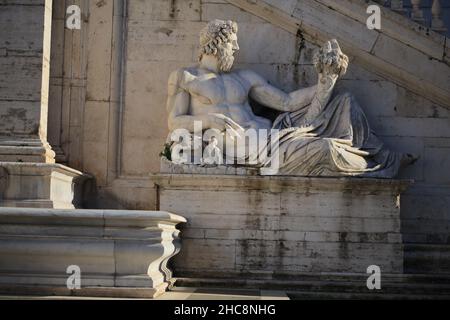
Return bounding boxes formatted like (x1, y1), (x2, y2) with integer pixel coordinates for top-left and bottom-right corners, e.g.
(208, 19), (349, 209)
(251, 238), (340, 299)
(165, 19), (416, 178)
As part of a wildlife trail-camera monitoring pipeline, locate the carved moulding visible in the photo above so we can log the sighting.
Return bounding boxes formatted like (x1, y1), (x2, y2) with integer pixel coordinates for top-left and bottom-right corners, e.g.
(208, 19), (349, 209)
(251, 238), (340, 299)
(0, 207), (186, 298)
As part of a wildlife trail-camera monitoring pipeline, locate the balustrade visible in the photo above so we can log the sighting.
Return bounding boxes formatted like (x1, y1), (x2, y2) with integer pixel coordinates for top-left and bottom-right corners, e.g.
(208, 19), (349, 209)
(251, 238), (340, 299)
(383, 0), (448, 35)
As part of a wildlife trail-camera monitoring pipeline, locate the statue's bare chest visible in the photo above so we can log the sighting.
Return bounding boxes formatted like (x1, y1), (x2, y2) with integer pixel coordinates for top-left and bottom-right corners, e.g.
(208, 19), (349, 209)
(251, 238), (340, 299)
(187, 73), (248, 105)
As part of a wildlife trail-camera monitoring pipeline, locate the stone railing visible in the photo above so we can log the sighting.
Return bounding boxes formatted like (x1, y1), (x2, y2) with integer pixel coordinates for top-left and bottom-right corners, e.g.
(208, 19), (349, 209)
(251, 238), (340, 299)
(0, 208), (186, 298)
(376, 0), (448, 35)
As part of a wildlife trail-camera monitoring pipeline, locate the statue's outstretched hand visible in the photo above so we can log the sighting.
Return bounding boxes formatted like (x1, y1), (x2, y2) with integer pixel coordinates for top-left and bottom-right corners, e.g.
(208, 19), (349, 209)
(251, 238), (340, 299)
(314, 39), (349, 78)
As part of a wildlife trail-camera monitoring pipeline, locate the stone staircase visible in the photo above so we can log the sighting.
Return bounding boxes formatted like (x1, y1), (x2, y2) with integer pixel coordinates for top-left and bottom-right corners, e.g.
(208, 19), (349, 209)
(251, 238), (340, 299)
(227, 0), (450, 110)
(375, 0), (449, 36)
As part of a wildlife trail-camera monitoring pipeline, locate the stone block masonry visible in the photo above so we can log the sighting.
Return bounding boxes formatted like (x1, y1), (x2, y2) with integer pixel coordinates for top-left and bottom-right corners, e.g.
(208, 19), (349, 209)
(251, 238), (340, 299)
(155, 174), (411, 281)
(0, 162), (89, 209)
(7, 0), (447, 277)
(0, 0), (55, 163)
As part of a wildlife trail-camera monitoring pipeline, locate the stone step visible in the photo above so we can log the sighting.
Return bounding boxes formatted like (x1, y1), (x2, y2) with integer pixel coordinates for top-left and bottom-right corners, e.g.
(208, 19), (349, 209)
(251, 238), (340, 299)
(287, 291), (450, 300)
(175, 276), (450, 298)
(175, 271), (450, 284)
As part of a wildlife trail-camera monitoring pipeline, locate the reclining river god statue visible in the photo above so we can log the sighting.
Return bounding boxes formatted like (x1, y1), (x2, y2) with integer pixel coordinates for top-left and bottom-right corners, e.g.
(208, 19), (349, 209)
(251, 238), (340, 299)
(164, 19), (417, 178)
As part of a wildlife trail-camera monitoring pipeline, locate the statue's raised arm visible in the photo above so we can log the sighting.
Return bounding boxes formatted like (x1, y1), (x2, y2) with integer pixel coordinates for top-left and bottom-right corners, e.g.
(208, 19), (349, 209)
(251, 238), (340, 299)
(240, 39), (348, 115)
(237, 69), (317, 113)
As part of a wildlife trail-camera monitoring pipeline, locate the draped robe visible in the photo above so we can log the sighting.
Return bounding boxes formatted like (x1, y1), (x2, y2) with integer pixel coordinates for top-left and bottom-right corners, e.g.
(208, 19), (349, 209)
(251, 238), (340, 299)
(261, 91), (403, 178)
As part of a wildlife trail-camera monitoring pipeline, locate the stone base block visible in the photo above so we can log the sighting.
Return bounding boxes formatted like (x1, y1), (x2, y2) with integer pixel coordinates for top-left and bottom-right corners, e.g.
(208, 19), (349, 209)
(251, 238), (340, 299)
(0, 208), (186, 298)
(154, 174), (412, 280)
(0, 137), (55, 163)
(175, 273), (450, 299)
(160, 156), (260, 176)
(0, 162), (89, 209)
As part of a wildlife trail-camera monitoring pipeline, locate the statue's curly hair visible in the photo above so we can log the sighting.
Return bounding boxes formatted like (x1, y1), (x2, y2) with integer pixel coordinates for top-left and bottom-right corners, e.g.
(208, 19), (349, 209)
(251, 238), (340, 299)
(198, 19), (238, 61)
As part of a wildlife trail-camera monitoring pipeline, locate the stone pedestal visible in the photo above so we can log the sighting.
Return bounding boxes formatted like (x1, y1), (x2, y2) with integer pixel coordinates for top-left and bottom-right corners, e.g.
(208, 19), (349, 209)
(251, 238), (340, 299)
(154, 174), (412, 282)
(0, 162), (89, 209)
(0, 208), (186, 298)
(0, 0), (55, 163)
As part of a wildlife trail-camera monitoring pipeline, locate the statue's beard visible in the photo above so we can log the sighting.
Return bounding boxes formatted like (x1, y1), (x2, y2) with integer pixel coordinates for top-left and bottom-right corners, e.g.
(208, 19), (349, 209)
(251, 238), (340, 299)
(217, 47), (235, 73)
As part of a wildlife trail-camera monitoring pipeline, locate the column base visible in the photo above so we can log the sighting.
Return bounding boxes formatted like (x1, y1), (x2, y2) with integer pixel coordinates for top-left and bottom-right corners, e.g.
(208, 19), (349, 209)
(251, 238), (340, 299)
(0, 162), (89, 209)
(0, 137), (55, 163)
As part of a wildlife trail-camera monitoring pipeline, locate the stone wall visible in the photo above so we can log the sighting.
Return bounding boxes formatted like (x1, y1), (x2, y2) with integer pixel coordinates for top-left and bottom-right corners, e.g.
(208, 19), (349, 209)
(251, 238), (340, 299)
(47, 0), (450, 273)
(157, 174), (408, 278)
(0, 0), (46, 136)
(48, 0), (123, 179)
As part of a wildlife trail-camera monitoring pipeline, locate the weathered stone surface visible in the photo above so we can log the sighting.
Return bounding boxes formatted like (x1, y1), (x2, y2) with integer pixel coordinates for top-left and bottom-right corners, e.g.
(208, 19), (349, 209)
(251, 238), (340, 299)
(228, 0), (450, 107)
(0, 208), (186, 298)
(17, 0), (449, 278)
(155, 174), (409, 279)
(43, 0), (449, 230)
(128, 0), (201, 22)
(161, 156), (259, 175)
(0, 0), (54, 163)
(0, 162), (89, 209)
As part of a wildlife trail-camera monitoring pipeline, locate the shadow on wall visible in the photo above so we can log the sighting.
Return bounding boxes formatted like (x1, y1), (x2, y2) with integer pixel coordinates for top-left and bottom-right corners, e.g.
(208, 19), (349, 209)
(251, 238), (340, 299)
(0, 167), (8, 201)
(400, 190), (450, 274)
(79, 177), (157, 211)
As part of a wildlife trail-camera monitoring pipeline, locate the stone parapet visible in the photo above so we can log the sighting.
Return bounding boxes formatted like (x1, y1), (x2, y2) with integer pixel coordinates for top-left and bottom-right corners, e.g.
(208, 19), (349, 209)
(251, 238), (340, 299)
(154, 174), (412, 280)
(0, 208), (186, 298)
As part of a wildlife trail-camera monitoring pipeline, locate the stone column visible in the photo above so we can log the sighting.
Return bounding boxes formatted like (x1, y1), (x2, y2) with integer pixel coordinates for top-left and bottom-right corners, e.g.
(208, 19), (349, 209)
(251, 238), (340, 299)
(0, 0), (55, 163)
(0, 0), (91, 209)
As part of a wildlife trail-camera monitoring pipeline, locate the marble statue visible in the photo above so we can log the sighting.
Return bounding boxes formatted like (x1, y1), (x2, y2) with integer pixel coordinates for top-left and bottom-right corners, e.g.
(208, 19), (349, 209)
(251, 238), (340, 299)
(165, 19), (416, 177)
